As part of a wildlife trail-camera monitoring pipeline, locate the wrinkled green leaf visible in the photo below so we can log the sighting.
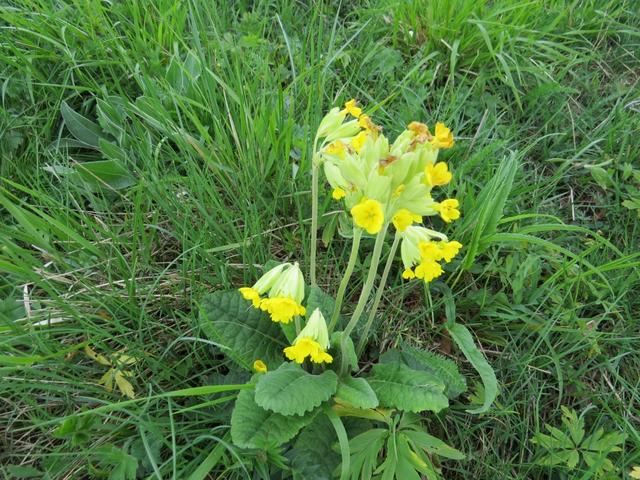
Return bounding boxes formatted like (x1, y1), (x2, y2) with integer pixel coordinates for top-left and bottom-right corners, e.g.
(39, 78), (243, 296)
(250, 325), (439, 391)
(380, 345), (467, 399)
(230, 389), (316, 449)
(255, 363), (338, 416)
(367, 362), (448, 413)
(334, 376), (378, 409)
(291, 415), (340, 480)
(201, 290), (288, 370)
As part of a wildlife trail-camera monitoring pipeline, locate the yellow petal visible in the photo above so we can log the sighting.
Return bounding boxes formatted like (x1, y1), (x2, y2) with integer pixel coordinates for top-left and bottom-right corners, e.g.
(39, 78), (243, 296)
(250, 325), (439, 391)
(351, 198), (384, 234)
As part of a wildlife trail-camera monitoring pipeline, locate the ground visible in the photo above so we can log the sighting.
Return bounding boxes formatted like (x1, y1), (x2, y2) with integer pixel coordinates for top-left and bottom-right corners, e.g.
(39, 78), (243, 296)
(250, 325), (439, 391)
(1, 0), (639, 478)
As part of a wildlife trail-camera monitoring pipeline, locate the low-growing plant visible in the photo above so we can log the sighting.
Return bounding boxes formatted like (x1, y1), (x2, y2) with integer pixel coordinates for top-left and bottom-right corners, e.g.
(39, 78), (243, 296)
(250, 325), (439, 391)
(200, 99), (498, 478)
(531, 407), (627, 478)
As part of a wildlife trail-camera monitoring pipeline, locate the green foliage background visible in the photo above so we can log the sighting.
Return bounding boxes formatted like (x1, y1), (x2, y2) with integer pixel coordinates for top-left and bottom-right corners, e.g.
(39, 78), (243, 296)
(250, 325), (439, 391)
(1, 0), (639, 478)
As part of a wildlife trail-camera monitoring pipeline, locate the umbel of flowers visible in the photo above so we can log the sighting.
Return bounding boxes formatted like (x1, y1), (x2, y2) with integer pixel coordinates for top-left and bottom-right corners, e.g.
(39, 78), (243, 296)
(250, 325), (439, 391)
(239, 99), (463, 372)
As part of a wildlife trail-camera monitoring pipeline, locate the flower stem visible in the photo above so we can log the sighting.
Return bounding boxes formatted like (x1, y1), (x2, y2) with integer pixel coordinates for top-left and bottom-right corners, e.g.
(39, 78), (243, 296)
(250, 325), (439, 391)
(295, 316), (301, 336)
(328, 227), (362, 334)
(340, 224), (388, 375)
(356, 233), (399, 355)
(310, 157), (319, 287)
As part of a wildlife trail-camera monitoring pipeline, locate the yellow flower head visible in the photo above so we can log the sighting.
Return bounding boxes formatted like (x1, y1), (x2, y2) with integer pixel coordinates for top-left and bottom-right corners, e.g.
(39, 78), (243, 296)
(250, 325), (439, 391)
(630, 466), (640, 479)
(414, 259), (444, 283)
(431, 122), (454, 149)
(239, 287), (261, 308)
(253, 359), (267, 373)
(259, 297), (306, 323)
(424, 162), (452, 187)
(351, 198), (384, 234)
(440, 240), (462, 263)
(284, 337), (333, 364)
(351, 131), (369, 153)
(342, 99), (362, 118)
(419, 241), (444, 261)
(392, 209), (422, 232)
(324, 140), (346, 159)
(285, 309), (332, 364)
(435, 199), (460, 223)
(402, 268), (415, 279)
(332, 187), (346, 200)
(239, 263), (291, 309)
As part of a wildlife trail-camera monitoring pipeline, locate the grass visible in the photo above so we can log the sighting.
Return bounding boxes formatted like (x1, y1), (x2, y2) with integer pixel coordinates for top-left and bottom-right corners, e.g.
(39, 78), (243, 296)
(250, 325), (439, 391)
(1, 0), (639, 478)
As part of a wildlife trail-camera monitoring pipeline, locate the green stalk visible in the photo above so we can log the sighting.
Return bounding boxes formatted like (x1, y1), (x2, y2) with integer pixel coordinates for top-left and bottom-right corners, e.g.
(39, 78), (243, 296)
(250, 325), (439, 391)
(356, 233), (400, 355)
(310, 154), (319, 287)
(340, 224), (388, 375)
(328, 227), (363, 333)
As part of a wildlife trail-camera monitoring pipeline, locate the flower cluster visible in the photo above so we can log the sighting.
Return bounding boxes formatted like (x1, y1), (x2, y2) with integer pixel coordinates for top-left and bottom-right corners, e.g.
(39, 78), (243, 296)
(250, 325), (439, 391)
(399, 226), (462, 282)
(315, 99), (463, 283)
(240, 265), (333, 365)
(239, 262), (306, 323)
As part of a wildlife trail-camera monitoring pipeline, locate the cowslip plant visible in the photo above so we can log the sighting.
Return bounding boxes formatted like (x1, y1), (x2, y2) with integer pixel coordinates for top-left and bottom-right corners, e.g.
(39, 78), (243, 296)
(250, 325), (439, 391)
(200, 100), (498, 478)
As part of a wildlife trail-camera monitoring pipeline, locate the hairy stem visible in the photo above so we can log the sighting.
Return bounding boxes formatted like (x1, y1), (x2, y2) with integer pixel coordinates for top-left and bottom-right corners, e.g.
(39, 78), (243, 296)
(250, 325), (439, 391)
(310, 158), (319, 287)
(356, 233), (400, 354)
(340, 224), (388, 375)
(328, 227), (363, 333)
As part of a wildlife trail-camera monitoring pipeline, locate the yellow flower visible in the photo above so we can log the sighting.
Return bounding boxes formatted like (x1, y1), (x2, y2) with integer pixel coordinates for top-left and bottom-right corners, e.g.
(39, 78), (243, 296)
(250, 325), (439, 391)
(424, 162), (452, 187)
(351, 131), (369, 153)
(342, 99), (362, 118)
(324, 140), (346, 159)
(351, 198), (384, 234)
(630, 466), (640, 479)
(259, 297), (306, 323)
(239, 263), (290, 309)
(414, 259), (444, 283)
(253, 359), (267, 373)
(419, 241), (444, 261)
(392, 209), (422, 232)
(431, 122), (454, 149)
(434, 199), (461, 223)
(239, 287), (261, 308)
(284, 337), (333, 364)
(332, 187), (346, 200)
(402, 268), (415, 279)
(440, 241), (462, 263)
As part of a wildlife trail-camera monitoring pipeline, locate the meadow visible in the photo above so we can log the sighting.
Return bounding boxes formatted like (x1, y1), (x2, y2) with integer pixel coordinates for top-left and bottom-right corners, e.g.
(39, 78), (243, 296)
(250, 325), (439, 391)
(1, 0), (639, 478)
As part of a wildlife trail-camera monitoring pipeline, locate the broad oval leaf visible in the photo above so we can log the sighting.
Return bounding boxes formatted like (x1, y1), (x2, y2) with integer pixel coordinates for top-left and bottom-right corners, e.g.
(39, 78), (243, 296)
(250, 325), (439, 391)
(367, 362), (448, 413)
(305, 286), (336, 321)
(255, 363), (338, 416)
(200, 291), (287, 370)
(334, 376), (378, 409)
(74, 159), (136, 191)
(231, 388), (316, 449)
(290, 415), (340, 480)
(60, 101), (103, 148)
(380, 345), (467, 399)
